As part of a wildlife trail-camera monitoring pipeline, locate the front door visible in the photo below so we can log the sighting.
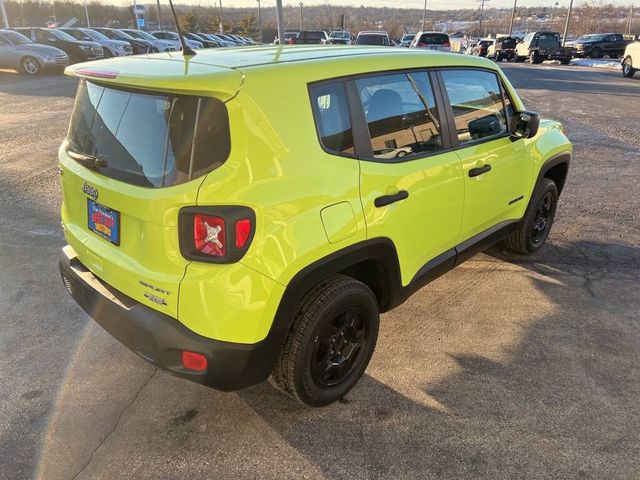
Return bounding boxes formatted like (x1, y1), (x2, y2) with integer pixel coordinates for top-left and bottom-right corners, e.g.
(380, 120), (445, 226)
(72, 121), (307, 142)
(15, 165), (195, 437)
(353, 70), (465, 285)
(439, 68), (533, 242)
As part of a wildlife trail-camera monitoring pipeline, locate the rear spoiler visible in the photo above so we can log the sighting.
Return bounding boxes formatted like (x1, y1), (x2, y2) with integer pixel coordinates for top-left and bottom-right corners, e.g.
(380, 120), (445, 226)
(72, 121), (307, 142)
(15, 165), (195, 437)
(65, 56), (243, 101)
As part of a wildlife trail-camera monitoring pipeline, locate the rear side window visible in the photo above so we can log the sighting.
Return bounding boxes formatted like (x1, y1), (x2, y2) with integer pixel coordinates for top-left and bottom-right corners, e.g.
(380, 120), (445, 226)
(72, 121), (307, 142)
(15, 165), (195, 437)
(310, 82), (354, 155)
(441, 69), (509, 145)
(66, 80), (230, 187)
(355, 72), (443, 160)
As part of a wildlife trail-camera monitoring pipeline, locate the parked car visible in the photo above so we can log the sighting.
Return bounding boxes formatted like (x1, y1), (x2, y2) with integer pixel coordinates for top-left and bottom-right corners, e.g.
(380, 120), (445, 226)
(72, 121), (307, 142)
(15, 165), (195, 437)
(150, 31), (203, 50)
(573, 33), (629, 59)
(291, 30), (328, 45)
(59, 46), (571, 407)
(355, 31), (390, 46)
(473, 39), (494, 57)
(198, 33), (234, 47)
(119, 29), (175, 52)
(398, 33), (415, 47)
(181, 32), (217, 48)
(410, 31), (451, 51)
(59, 27), (132, 57)
(91, 27), (154, 54)
(465, 40), (478, 55)
(622, 36), (640, 78)
(0, 28), (68, 74)
(327, 30), (353, 45)
(514, 31), (572, 64)
(11, 27), (103, 63)
(487, 36), (519, 61)
(274, 31), (299, 45)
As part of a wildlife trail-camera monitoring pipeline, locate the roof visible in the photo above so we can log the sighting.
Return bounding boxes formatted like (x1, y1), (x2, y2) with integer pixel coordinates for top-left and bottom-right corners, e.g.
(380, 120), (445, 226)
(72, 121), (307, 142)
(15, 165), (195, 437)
(65, 45), (497, 96)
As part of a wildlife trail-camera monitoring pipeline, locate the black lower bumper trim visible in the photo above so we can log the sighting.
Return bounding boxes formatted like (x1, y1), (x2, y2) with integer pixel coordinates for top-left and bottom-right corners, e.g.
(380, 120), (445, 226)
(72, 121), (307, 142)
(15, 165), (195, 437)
(59, 246), (276, 392)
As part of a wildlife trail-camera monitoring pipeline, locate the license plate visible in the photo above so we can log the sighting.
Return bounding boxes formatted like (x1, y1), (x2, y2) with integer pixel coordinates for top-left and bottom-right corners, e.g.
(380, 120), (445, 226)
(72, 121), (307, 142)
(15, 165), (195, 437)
(87, 199), (120, 245)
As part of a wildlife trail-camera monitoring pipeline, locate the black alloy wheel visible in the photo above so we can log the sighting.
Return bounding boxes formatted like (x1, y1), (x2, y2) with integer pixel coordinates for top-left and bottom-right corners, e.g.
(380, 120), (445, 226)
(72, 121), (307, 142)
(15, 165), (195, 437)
(311, 307), (368, 388)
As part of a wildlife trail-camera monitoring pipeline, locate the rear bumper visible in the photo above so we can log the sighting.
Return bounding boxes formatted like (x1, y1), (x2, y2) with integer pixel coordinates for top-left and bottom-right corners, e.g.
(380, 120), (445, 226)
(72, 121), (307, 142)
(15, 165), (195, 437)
(59, 245), (277, 391)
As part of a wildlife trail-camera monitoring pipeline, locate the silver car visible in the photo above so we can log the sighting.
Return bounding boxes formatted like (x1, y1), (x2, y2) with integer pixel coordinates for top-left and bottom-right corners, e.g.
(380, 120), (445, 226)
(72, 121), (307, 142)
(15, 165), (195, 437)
(120, 29), (175, 52)
(150, 31), (203, 50)
(59, 27), (132, 57)
(0, 29), (69, 74)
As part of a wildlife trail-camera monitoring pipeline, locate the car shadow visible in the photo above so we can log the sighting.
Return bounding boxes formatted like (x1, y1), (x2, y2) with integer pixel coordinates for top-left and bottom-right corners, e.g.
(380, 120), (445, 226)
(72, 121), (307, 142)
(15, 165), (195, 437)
(237, 239), (640, 479)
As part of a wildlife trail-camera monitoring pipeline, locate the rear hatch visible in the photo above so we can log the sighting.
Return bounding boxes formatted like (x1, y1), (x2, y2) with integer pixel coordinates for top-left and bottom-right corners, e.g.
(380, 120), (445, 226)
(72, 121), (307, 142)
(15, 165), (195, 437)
(417, 33), (450, 50)
(60, 57), (242, 317)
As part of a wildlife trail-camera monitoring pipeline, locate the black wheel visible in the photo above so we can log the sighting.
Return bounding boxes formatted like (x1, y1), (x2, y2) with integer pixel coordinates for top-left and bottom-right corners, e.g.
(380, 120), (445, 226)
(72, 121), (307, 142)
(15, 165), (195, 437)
(590, 47), (602, 59)
(20, 56), (40, 75)
(622, 57), (636, 78)
(560, 58), (570, 65)
(514, 55), (525, 63)
(270, 276), (379, 407)
(103, 48), (113, 58)
(504, 178), (558, 254)
(530, 52), (542, 64)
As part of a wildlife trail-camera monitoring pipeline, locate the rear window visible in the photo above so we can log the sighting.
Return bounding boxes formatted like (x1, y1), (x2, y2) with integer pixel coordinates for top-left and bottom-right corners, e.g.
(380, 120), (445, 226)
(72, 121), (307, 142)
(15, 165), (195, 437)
(419, 33), (449, 45)
(66, 80), (230, 188)
(357, 34), (389, 46)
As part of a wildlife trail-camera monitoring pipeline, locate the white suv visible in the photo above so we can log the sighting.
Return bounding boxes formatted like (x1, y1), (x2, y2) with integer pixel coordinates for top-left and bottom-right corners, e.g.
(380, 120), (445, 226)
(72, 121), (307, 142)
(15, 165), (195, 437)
(410, 31), (451, 51)
(622, 36), (640, 78)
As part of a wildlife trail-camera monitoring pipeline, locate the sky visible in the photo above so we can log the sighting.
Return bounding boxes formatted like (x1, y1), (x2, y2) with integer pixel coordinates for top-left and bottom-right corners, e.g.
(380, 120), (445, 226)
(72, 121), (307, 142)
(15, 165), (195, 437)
(109, 0), (634, 11)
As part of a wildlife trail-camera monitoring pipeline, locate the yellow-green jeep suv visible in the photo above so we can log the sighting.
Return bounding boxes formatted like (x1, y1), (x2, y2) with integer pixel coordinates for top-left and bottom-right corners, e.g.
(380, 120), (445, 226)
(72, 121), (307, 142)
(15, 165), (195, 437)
(59, 46), (571, 406)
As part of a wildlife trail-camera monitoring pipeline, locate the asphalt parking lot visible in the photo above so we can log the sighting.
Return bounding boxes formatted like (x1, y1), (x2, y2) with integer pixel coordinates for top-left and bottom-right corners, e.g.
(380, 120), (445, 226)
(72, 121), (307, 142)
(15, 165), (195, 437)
(1, 62), (639, 480)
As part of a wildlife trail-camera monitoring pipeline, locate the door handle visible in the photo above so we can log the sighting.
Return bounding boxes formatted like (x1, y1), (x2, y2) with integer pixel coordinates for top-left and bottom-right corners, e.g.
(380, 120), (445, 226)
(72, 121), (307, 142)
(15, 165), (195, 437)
(469, 164), (492, 177)
(374, 190), (409, 208)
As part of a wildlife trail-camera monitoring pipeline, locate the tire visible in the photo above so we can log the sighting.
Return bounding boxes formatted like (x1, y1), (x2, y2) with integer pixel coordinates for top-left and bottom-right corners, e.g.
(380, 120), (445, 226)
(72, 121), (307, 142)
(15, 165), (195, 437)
(560, 58), (570, 65)
(590, 47), (602, 59)
(504, 178), (558, 254)
(529, 52), (542, 64)
(622, 57), (636, 78)
(20, 56), (40, 75)
(103, 48), (113, 58)
(514, 55), (525, 63)
(270, 276), (379, 407)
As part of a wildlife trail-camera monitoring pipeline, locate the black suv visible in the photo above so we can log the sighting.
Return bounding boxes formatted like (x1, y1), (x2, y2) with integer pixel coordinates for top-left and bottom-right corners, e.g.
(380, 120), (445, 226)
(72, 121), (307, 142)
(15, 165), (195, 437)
(573, 33), (629, 59)
(12, 27), (103, 63)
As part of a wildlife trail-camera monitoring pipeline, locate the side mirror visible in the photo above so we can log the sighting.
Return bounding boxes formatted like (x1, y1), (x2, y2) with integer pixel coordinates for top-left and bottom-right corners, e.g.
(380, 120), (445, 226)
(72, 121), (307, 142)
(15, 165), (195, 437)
(511, 111), (540, 140)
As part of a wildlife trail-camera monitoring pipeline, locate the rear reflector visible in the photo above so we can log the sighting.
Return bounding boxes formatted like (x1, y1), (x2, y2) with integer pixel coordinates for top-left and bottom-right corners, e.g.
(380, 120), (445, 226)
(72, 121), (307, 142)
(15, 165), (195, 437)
(181, 351), (208, 372)
(193, 214), (225, 257)
(74, 68), (120, 79)
(235, 218), (251, 249)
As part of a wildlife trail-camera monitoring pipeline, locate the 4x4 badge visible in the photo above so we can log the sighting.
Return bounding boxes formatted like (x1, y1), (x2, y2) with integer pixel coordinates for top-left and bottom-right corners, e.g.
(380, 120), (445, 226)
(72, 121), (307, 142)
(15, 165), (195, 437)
(82, 181), (98, 200)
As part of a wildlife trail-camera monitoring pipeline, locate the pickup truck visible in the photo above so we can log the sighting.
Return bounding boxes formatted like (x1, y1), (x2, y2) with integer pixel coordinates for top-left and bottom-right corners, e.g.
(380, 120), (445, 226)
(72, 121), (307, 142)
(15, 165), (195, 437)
(622, 36), (640, 78)
(573, 33), (629, 59)
(515, 31), (572, 64)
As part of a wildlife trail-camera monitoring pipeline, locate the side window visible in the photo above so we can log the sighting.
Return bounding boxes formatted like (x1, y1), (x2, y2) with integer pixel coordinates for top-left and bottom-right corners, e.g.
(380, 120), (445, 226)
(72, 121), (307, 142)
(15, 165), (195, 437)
(310, 82), (354, 155)
(35, 30), (54, 42)
(441, 69), (509, 145)
(355, 72), (442, 159)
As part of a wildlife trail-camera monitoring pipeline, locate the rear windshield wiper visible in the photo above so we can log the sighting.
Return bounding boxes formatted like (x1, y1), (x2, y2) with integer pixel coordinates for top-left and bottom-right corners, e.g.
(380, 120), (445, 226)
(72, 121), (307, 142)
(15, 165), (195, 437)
(67, 149), (108, 170)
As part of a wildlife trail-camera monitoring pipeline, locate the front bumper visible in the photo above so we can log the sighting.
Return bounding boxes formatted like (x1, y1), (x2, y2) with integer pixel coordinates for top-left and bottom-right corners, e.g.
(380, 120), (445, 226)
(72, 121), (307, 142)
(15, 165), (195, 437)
(59, 245), (278, 391)
(41, 57), (69, 69)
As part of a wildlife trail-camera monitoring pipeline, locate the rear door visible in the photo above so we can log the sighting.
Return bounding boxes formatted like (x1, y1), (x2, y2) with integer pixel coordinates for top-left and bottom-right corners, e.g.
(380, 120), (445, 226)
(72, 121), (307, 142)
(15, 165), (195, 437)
(353, 70), (464, 285)
(60, 77), (235, 317)
(438, 68), (532, 242)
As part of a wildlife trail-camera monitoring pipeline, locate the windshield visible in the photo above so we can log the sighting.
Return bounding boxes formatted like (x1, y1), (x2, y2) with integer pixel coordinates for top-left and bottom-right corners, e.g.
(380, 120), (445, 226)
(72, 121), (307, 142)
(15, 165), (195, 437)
(401, 34), (415, 42)
(67, 81), (231, 188)
(63, 29), (92, 41)
(578, 34), (605, 42)
(2, 30), (32, 44)
(83, 29), (109, 40)
(129, 30), (155, 41)
(47, 29), (77, 41)
(357, 34), (389, 46)
(331, 31), (349, 39)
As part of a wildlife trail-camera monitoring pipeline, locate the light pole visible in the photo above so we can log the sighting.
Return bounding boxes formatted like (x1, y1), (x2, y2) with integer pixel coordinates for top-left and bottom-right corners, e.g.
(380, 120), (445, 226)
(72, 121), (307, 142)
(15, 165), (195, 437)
(218, 0), (223, 34)
(508, 0), (517, 36)
(477, 0), (489, 38)
(421, 0), (427, 31)
(561, 0), (573, 47)
(83, 0), (90, 27)
(275, 0), (284, 45)
(132, 0), (141, 30)
(0, 0), (9, 28)
(256, 0), (262, 42)
(299, 2), (303, 31)
(156, 0), (161, 30)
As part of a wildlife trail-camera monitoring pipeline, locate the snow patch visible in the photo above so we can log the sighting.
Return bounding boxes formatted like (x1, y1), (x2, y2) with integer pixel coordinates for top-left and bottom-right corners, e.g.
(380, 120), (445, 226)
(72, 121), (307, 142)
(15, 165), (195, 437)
(570, 58), (622, 70)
